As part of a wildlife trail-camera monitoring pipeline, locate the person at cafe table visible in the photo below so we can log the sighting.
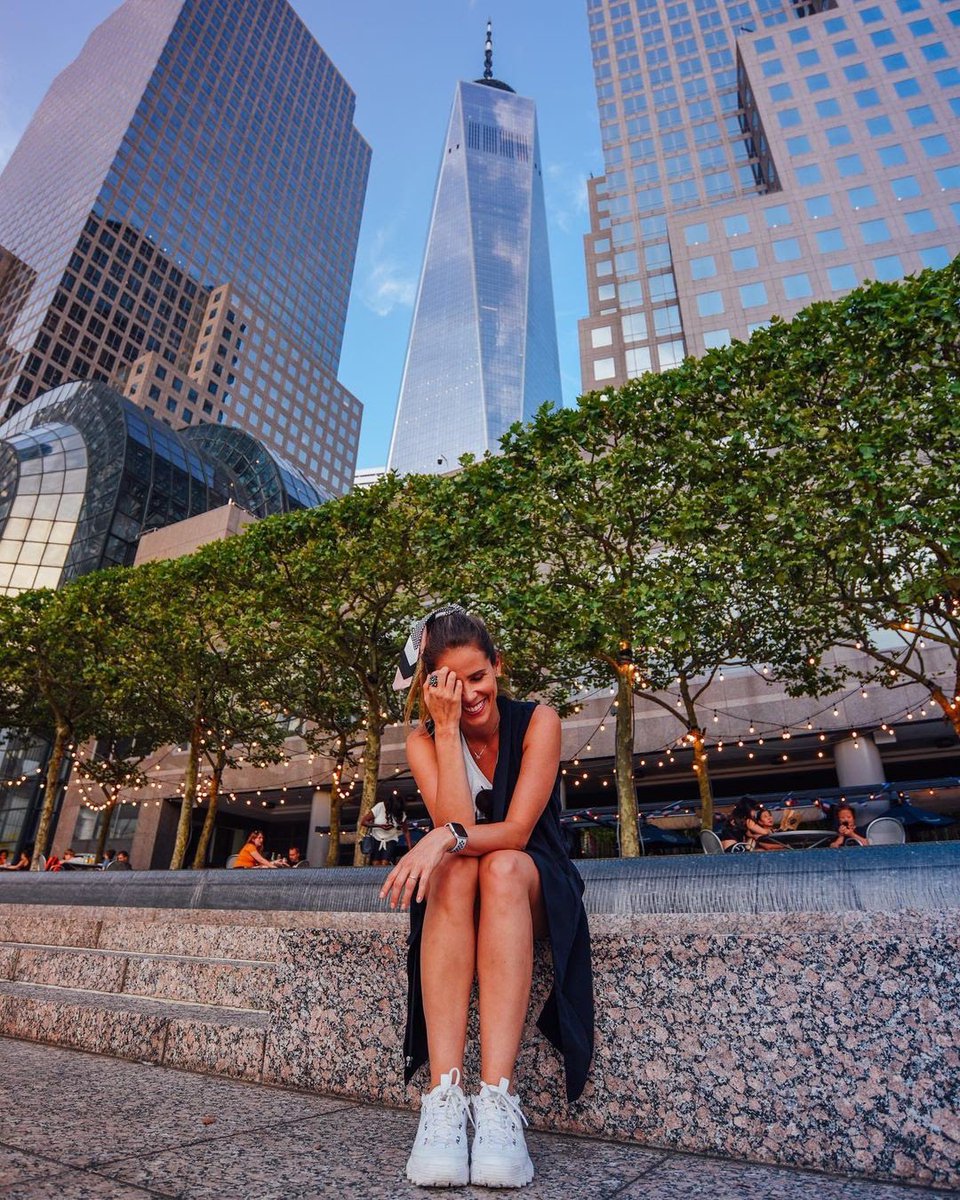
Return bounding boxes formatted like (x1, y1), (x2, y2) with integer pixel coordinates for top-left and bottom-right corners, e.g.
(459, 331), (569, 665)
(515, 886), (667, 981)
(830, 805), (869, 848)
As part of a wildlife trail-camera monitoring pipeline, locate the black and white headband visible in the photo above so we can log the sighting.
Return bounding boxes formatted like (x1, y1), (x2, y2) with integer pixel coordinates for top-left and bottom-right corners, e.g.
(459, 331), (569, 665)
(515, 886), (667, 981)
(393, 603), (467, 691)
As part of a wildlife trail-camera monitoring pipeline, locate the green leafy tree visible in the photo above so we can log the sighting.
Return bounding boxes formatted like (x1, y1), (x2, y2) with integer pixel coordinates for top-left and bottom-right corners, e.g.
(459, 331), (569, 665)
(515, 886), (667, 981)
(729, 261), (960, 737)
(119, 545), (290, 870)
(0, 570), (136, 867)
(235, 473), (441, 864)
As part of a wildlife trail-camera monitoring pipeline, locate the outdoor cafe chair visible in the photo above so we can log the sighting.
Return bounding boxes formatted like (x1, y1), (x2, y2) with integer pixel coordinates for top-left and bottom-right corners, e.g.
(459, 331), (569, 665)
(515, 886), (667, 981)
(865, 816), (906, 845)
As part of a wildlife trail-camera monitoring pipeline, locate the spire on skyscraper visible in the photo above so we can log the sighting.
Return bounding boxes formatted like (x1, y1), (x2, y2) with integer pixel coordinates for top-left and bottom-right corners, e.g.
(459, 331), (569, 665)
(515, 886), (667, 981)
(475, 19), (514, 93)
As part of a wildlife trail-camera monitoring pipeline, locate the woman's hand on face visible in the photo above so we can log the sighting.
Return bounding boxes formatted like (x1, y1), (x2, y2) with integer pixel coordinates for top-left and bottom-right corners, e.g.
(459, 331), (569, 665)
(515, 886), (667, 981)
(379, 827), (452, 911)
(422, 666), (462, 733)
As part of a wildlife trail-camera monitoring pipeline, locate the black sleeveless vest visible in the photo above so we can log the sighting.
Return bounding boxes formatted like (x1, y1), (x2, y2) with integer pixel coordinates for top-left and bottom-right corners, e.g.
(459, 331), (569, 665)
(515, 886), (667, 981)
(403, 696), (594, 1101)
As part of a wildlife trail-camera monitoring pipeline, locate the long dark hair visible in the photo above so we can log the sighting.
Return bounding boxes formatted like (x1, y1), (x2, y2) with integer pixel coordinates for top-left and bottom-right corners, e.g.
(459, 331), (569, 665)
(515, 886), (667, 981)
(403, 609), (502, 725)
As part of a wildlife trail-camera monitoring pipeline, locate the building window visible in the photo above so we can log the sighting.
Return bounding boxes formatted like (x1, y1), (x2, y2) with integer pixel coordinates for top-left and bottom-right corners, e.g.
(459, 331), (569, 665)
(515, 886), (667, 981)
(690, 255), (717, 279)
(806, 73), (830, 92)
(806, 194), (834, 218)
(764, 204), (792, 228)
(598, 284), (616, 302)
(828, 264), (858, 290)
(684, 222), (710, 245)
(657, 340), (686, 369)
(649, 274), (677, 302)
(907, 105), (935, 127)
(935, 166), (960, 189)
(919, 246), (950, 269)
(703, 329), (731, 349)
(596, 260), (613, 277)
(894, 77), (921, 98)
(859, 218), (891, 243)
(593, 358), (616, 382)
(786, 135), (813, 156)
(877, 144), (907, 167)
(848, 185), (878, 208)
(921, 135), (951, 158)
(783, 273), (813, 300)
(773, 237), (802, 261)
(696, 291), (724, 317)
(625, 347), (652, 377)
(837, 153), (865, 177)
(653, 306), (682, 335)
(777, 108), (802, 128)
(816, 228), (846, 252)
(904, 209), (936, 233)
(820, 124), (849, 145)
(731, 246), (759, 270)
(739, 282), (768, 308)
(622, 313), (648, 342)
(619, 280), (644, 305)
(591, 327), (613, 348)
(854, 89), (881, 108)
(890, 176), (921, 199)
(872, 255), (904, 281)
(724, 214), (750, 237)
(795, 163), (823, 186)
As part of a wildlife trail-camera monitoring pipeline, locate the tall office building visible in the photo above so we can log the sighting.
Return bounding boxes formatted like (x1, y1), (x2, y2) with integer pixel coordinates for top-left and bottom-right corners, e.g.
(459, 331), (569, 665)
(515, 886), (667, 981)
(388, 27), (562, 475)
(0, 0), (370, 496)
(579, 0), (960, 392)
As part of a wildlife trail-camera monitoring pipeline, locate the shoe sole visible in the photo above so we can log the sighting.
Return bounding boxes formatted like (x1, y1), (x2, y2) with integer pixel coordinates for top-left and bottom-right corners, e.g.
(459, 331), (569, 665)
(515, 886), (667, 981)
(470, 1156), (535, 1188)
(406, 1155), (470, 1188)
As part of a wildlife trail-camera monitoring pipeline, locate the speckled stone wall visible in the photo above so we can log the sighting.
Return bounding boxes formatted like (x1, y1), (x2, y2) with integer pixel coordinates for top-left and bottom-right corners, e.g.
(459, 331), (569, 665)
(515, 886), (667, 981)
(264, 910), (960, 1191)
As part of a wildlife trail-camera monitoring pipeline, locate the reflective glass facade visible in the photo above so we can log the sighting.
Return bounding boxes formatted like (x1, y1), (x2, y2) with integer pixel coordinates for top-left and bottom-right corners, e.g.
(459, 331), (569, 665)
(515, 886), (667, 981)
(579, 0), (960, 389)
(388, 78), (562, 475)
(0, 379), (322, 594)
(0, 0), (369, 495)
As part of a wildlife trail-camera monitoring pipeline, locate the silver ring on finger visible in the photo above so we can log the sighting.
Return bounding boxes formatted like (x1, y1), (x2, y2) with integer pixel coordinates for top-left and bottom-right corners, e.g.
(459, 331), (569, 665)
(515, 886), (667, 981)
(428, 673), (439, 687)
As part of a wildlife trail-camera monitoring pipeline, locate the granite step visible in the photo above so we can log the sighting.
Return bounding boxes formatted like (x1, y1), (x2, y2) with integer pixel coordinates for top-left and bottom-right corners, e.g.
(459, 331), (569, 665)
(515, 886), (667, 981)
(1, 942), (276, 1010)
(0, 979), (270, 1081)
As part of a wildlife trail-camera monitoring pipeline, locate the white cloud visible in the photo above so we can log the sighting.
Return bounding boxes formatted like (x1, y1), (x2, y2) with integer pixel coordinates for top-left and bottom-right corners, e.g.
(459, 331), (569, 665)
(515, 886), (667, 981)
(545, 161), (589, 234)
(361, 223), (418, 317)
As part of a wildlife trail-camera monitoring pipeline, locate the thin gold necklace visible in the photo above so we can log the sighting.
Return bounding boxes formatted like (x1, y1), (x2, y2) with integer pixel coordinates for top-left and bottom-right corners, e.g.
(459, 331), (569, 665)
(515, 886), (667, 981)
(466, 720), (499, 761)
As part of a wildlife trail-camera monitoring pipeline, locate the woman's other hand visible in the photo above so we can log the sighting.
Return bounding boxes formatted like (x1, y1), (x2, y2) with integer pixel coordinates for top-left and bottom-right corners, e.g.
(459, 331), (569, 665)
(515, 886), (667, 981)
(379, 827), (453, 910)
(421, 666), (462, 733)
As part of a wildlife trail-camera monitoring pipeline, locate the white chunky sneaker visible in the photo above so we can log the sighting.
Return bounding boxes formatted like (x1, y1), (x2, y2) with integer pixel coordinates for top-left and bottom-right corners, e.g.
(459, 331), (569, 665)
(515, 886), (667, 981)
(470, 1078), (534, 1188)
(405, 1068), (470, 1188)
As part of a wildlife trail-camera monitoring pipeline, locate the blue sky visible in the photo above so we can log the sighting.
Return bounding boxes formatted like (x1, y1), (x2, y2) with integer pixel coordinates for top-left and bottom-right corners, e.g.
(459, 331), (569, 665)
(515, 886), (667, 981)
(0, 0), (601, 469)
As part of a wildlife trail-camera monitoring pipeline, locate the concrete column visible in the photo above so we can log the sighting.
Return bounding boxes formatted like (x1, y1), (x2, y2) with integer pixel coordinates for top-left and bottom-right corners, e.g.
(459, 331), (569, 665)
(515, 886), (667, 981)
(308, 788), (331, 868)
(833, 736), (886, 787)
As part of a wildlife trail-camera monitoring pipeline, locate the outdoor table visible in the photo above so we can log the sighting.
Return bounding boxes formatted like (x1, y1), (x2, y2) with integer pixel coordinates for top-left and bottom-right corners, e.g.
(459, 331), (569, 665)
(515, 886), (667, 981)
(760, 828), (838, 850)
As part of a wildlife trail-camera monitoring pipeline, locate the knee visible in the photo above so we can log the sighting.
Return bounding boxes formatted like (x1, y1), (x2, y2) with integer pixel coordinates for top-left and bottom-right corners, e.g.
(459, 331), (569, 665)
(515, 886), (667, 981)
(478, 850), (533, 899)
(429, 854), (479, 912)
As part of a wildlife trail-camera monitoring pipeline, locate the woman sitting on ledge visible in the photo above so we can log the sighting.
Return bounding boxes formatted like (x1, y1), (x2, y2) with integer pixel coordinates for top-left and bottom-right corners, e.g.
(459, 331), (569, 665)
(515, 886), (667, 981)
(381, 606), (593, 1190)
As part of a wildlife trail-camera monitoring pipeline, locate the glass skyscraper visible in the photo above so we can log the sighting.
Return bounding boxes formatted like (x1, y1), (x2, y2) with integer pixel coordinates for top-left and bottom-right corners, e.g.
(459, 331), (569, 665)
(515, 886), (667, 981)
(579, 0), (960, 391)
(388, 30), (562, 475)
(0, 0), (370, 496)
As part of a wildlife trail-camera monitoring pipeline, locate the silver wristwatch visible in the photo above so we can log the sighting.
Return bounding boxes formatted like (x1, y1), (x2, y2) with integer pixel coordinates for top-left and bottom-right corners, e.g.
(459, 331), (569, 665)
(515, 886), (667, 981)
(446, 822), (468, 854)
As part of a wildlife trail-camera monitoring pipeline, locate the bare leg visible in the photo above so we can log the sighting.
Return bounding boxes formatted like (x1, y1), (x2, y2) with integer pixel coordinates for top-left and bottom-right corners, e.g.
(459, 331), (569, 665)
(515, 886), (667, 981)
(421, 854), (479, 1087)
(476, 850), (544, 1086)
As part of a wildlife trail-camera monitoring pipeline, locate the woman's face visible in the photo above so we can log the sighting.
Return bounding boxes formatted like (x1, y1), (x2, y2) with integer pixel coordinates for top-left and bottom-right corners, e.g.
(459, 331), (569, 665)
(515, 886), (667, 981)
(432, 642), (500, 728)
(252, 832), (264, 848)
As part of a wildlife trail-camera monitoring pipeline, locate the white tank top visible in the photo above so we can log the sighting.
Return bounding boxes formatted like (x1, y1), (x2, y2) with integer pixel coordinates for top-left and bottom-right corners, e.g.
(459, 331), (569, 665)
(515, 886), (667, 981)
(461, 734), (493, 821)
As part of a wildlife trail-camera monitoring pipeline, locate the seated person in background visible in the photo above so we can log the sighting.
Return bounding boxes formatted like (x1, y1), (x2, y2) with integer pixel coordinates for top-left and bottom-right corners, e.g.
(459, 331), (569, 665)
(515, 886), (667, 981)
(0, 850), (8, 868)
(232, 829), (280, 868)
(99, 849), (116, 869)
(719, 795), (758, 849)
(62, 848), (76, 864)
(6, 848), (30, 871)
(830, 804), (869, 848)
(748, 808), (787, 851)
(105, 850), (133, 870)
(285, 846), (309, 868)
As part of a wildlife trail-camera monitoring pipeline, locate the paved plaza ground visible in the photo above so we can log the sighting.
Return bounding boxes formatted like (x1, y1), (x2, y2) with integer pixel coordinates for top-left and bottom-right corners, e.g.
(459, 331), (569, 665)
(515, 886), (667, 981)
(0, 1038), (955, 1200)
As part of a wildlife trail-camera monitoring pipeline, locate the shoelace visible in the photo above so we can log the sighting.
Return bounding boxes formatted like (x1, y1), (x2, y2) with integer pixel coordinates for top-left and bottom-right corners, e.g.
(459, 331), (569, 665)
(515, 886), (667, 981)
(423, 1075), (469, 1146)
(474, 1087), (528, 1147)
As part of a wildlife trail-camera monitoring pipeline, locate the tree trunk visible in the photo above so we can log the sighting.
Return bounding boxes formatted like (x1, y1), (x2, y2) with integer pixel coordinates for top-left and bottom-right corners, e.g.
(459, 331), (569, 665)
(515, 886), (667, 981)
(31, 720), (70, 868)
(169, 717), (202, 870)
(94, 793), (116, 865)
(615, 667), (641, 858)
(690, 727), (715, 832)
(931, 684), (960, 738)
(191, 760), (223, 869)
(353, 716), (382, 866)
(327, 736), (347, 868)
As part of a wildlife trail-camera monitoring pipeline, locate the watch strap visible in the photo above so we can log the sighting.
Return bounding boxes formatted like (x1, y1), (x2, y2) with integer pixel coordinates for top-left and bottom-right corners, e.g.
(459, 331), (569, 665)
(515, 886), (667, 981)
(445, 822), (468, 854)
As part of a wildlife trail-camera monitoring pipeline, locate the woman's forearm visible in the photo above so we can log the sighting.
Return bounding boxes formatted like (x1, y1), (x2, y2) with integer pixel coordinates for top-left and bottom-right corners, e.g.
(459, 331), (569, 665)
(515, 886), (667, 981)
(430, 727), (478, 825)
